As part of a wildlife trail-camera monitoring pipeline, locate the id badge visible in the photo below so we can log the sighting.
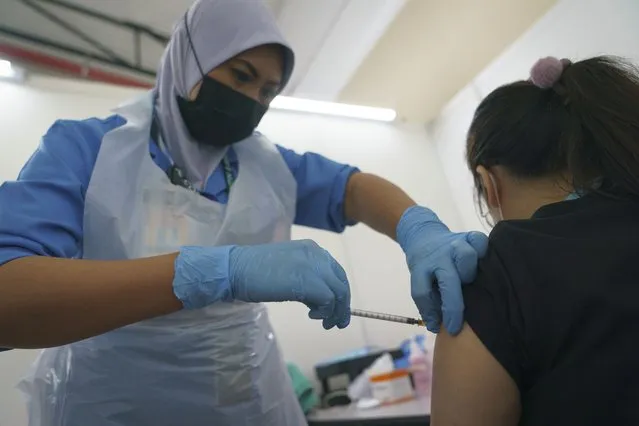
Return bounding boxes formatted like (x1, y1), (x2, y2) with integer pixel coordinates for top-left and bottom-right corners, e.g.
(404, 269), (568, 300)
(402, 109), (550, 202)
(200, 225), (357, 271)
(143, 190), (191, 255)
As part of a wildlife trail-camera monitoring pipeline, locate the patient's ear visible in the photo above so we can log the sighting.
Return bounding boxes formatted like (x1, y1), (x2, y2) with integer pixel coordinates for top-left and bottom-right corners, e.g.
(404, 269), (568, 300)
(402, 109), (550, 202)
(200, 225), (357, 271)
(476, 166), (500, 210)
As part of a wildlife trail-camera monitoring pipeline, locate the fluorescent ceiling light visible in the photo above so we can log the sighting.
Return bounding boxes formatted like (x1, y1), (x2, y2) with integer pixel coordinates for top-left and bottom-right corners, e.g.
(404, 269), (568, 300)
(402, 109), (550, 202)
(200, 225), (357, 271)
(270, 96), (397, 122)
(0, 59), (15, 79)
(0, 59), (25, 83)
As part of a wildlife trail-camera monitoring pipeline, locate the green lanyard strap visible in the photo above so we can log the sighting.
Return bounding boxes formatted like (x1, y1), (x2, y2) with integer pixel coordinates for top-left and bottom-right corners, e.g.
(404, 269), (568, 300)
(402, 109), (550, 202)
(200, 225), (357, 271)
(222, 156), (235, 193)
(151, 106), (235, 195)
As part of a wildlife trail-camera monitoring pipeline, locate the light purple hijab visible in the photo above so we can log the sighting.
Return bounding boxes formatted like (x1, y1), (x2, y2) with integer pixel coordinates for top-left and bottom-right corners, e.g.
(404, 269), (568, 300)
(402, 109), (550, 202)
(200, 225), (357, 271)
(154, 0), (295, 188)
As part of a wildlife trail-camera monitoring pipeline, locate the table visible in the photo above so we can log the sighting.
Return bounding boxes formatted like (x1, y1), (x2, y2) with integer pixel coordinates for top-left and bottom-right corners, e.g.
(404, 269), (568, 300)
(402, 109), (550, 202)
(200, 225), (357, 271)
(307, 396), (430, 426)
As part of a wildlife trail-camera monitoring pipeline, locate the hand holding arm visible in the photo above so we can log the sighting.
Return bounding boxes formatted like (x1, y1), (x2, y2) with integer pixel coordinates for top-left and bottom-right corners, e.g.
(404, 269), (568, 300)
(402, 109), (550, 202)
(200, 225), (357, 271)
(397, 206), (488, 333)
(343, 172), (488, 334)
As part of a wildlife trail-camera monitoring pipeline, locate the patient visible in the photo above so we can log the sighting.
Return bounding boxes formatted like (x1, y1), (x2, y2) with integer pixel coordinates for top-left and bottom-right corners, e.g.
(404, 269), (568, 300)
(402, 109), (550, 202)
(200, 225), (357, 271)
(431, 56), (639, 426)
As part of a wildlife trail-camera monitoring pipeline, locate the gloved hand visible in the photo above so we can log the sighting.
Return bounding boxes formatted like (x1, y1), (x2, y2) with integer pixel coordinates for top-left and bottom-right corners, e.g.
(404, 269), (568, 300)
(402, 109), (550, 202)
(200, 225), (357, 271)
(397, 206), (489, 335)
(173, 240), (351, 329)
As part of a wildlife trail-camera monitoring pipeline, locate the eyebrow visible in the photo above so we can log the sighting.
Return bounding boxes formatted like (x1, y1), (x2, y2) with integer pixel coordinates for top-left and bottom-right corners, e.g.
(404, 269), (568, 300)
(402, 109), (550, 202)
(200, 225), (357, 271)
(234, 58), (281, 87)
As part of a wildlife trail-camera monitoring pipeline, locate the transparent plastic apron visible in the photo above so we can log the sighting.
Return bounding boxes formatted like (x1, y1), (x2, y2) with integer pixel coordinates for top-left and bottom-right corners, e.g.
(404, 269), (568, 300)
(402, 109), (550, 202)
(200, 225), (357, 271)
(18, 93), (306, 426)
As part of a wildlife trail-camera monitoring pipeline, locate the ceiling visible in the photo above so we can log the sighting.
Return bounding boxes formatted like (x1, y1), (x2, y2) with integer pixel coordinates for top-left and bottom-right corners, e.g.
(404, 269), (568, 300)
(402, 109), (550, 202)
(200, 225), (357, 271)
(339, 0), (557, 122)
(0, 0), (557, 123)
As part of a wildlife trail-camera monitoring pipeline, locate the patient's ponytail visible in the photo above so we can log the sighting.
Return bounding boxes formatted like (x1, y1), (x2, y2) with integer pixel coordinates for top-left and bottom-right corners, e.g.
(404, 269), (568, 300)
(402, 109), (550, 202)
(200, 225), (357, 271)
(467, 55), (639, 202)
(560, 56), (639, 196)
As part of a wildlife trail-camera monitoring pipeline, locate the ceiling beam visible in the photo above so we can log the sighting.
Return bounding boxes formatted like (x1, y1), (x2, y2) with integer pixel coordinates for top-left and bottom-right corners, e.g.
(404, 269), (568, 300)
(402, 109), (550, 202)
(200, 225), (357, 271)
(276, 0), (348, 96)
(0, 41), (153, 88)
(291, 0), (407, 101)
(34, 0), (170, 44)
(0, 25), (157, 78)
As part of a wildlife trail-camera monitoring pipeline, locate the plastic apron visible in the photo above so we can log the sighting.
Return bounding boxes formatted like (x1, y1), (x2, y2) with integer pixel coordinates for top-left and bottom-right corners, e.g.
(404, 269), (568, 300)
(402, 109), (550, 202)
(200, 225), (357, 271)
(18, 92), (307, 426)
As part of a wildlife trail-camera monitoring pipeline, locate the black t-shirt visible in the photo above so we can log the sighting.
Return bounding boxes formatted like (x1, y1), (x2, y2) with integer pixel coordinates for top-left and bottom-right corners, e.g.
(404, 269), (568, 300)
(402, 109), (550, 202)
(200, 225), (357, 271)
(463, 193), (639, 425)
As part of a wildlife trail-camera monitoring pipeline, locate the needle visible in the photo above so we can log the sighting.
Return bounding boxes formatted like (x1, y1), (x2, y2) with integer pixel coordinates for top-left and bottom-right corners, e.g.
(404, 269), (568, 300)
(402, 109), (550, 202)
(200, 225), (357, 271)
(351, 308), (425, 327)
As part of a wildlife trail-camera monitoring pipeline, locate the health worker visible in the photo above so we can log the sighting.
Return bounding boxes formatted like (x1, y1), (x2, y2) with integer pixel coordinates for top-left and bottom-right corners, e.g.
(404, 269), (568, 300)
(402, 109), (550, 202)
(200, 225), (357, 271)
(0, 0), (488, 425)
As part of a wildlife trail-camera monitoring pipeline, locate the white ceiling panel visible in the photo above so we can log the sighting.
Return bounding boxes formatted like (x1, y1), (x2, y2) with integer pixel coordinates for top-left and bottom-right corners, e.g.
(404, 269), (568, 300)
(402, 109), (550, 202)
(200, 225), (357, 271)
(339, 0), (557, 122)
(0, 0), (559, 124)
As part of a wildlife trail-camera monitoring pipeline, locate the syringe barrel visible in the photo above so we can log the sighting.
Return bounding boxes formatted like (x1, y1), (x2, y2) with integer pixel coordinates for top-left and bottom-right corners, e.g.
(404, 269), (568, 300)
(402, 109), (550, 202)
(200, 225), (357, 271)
(352, 309), (412, 324)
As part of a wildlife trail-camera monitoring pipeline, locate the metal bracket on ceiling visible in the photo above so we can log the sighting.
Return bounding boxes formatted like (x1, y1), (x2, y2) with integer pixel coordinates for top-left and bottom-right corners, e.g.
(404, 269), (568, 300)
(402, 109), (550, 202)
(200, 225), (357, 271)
(21, 0), (129, 66)
(0, 25), (156, 78)
(37, 0), (170, 45)
(0, 0), (171, 78)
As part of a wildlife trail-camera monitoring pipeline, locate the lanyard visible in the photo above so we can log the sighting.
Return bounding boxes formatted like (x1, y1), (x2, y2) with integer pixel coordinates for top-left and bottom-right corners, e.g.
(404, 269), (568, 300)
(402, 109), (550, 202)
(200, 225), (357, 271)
(221, 156), (234, 193)
(151, 111), (234, 194)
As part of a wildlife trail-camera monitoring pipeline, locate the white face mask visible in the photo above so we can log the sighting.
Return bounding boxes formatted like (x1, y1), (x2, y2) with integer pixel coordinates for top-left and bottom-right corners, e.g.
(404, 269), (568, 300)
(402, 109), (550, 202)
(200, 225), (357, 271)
(488, 173), (504, 223)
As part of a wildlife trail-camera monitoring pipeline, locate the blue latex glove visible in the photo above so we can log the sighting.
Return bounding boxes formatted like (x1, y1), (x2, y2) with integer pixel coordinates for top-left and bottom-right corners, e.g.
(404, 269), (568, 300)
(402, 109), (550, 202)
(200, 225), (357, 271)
(173, 240), (351, 329)
(397, 206), (489, 335)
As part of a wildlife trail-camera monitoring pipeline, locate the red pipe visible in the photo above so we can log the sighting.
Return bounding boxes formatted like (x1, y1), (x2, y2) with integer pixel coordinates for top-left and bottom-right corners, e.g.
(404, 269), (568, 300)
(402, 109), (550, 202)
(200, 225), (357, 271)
(0, 43), (153, 89)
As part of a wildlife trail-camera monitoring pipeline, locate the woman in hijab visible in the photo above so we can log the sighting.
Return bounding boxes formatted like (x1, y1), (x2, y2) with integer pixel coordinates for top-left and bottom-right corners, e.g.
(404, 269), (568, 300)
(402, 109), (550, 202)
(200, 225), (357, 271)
(0, 0), (487, 424)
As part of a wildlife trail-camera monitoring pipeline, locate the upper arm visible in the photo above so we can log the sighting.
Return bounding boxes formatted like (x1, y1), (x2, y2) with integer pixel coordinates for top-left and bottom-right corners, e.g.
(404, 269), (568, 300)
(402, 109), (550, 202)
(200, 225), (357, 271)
(276, 145), (359, 232)
(432, 324), (521, 426)
(432, 231), (529, 426)
(0, 118), (110, 265)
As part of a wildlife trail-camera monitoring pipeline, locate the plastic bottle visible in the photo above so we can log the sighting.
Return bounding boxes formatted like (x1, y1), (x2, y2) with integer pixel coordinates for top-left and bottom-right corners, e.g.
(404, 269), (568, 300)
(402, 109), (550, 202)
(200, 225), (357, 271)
(409, 337), (432, 397)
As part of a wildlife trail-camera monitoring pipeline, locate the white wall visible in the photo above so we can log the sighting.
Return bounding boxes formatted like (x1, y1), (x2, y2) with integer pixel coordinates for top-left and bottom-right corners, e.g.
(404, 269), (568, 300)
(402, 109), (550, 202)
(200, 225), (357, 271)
(260, 112), (457, 366)
(0, 75), (454, 425)
(0, 77), (144, 183)
(431, 0), (639, 232)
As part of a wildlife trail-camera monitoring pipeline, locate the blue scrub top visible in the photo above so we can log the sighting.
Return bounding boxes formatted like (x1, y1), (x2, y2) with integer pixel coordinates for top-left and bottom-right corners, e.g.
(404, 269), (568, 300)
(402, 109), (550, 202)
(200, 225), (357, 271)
(0, 115), (359, 265)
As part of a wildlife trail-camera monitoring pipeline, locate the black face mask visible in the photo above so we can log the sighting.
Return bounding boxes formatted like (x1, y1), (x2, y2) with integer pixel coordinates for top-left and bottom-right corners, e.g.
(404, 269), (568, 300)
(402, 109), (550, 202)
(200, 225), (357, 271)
(176, 76), (268, 147)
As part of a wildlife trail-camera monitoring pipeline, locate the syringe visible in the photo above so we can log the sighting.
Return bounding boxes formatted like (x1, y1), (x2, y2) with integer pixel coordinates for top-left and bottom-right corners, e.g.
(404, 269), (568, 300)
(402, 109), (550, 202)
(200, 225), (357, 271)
(351, 308), (425, 327)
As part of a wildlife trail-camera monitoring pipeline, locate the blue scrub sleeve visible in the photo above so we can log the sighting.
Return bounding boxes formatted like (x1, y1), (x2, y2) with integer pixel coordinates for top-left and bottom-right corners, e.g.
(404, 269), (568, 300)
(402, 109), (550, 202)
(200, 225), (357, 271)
(0, 118), (113, 266)
(276, 145), (359, 233)
(0, 119), (359, 267)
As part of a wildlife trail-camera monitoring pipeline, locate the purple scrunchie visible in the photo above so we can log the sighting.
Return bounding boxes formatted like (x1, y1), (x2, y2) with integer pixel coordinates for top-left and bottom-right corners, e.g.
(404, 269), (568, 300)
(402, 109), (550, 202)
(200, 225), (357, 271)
(529, 56), (571, 89)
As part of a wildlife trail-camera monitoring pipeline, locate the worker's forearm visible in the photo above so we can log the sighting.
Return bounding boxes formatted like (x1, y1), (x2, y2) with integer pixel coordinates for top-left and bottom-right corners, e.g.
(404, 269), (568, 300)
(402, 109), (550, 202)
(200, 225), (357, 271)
(344, 172), (416, 240)
(0, 254), (183, 349)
